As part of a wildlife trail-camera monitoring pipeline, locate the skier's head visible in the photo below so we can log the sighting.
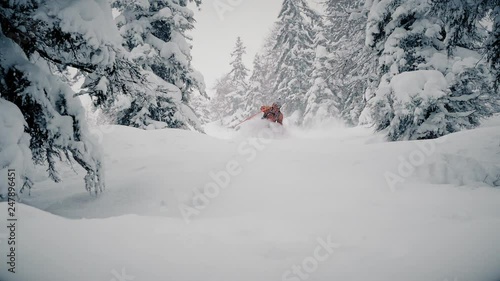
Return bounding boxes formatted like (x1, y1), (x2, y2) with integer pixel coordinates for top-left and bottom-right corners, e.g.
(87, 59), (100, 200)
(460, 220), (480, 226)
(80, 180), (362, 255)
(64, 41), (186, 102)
(272, 100), (282, 110)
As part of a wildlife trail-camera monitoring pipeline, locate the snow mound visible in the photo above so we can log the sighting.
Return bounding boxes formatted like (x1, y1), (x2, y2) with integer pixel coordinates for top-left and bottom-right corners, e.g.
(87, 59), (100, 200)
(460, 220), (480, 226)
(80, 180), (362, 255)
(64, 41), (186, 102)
(419, 153), (500, 186)
(20, 125), (233, 219)
(415, 126), (500, 187)
(388, 70), (448, 103)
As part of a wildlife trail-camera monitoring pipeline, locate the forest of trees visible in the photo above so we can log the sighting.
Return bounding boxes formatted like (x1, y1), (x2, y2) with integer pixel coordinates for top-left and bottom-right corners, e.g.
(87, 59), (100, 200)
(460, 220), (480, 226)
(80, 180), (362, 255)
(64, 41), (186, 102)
(0, 0), (498, 196)
(211, 0), (499, 134)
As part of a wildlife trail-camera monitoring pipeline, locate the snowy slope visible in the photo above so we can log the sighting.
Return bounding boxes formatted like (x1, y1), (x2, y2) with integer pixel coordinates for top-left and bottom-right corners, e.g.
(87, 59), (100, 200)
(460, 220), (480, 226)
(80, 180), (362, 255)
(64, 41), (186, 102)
(1, 118), (500, 281)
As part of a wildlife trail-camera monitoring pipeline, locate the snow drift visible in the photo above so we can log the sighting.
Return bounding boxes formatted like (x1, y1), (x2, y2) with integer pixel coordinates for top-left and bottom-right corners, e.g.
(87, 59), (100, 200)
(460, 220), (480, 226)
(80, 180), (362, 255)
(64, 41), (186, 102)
(1, 117), (500, 281)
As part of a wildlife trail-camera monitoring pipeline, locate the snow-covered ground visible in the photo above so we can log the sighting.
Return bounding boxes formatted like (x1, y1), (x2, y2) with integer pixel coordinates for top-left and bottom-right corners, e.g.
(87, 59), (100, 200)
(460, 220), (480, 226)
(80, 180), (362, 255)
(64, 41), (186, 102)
(1, 117), (500, 281)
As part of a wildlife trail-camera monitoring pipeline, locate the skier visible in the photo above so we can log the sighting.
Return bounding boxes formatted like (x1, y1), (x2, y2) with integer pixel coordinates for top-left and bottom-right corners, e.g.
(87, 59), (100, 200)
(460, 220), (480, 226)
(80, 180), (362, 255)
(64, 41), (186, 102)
(261, 101), (284, 125)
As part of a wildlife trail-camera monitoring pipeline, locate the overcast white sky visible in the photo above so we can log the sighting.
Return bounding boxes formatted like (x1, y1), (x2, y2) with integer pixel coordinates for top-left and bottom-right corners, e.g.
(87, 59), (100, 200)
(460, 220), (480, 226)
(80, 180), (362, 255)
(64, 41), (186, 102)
(189, 0), (322, 96)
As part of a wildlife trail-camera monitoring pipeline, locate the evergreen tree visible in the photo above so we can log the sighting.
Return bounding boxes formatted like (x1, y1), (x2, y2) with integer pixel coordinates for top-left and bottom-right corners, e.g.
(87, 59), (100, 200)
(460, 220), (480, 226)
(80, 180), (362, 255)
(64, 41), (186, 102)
(244, 23), (282, 116)
(83, 54), (204, 130)
(230, 37), (250, 84)
(87, 0), (206, 130)
(303, 26), (340, 126)
(190, 93), (214, 124)
(364, 0), (498, 140)
(211, 37), (250, 125)
(211, 73), (237, 121)
(323, 0), (377, 126)
(0, 0), (119, 196)
(243, 54), (269, 117)
(273, 0), (319, 121)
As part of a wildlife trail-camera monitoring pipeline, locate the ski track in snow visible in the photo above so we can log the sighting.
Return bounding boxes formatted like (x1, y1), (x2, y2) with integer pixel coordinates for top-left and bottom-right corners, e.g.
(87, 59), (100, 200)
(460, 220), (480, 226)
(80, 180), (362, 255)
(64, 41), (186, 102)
(1, 117), (500, 281)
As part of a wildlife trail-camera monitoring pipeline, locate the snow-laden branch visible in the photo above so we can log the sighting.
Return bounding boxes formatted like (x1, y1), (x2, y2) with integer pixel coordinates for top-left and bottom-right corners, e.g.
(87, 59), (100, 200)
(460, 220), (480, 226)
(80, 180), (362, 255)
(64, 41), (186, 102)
(448, 92), (481, 102)
(438, 103), (476, 118)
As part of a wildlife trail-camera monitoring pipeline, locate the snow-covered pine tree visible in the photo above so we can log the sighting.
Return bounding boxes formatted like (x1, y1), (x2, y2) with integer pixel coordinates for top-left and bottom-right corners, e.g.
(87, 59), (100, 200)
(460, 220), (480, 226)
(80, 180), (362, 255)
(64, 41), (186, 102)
(364, 0), (498, 141)
(273, 0), (319, 123)
(243, 23), (282, 116)
(210, 73), (237, 121)
(0, 0), (119, 197)
(211, 37), (250, 125)
(244, 54), (267, 113)
(115, 0), (204, 98)
(230, 37), (250, 84)
(323, 0), (377, 126)
(88, 0), (205, 130)
(83, 54), (206, 130)
(303, 24), (340, 126)
(242, 54), (270, 118)
(190, 93), (214, 124)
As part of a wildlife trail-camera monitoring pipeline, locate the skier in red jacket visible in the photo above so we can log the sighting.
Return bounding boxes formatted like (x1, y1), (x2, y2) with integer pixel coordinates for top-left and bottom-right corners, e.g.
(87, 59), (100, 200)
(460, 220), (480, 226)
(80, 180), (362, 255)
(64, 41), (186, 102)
(260, 101), (284, 125)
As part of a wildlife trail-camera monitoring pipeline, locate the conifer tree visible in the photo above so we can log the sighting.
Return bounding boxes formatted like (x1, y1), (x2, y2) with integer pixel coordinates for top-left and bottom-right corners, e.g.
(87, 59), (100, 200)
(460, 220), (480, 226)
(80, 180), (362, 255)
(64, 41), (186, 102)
(85, 0), (206, 130)
(230, 37), (250, 84)
(303, 26), (340, 126)
(364, 0), (498, 140)
(324, 0), (377, 126)
(244, 23), (282, 116)
(273, 0), (319, 121)
(0, 0), (119, 196)
(211, 37), (250, 124)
